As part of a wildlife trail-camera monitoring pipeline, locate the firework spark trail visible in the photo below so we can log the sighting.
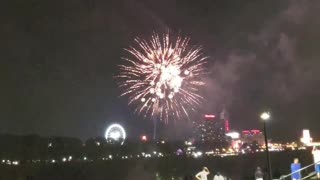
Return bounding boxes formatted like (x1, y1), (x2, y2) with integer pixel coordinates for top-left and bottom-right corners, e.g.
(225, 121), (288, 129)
(117, 33), (208, 123)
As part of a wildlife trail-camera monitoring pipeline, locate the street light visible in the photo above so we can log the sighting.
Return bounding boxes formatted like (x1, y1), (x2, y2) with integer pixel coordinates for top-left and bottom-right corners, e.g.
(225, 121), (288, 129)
(261, 112), (270, 121)
(261, 112), (272, 180)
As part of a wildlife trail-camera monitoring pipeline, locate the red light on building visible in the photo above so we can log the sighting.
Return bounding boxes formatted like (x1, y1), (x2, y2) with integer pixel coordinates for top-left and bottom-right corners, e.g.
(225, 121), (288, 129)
(204, 114), (215, 119)
(242, 130), (250, 135)
(242, 130), (262, 136)
(251, 130), (261, 134)
(225, 120), (230, 132)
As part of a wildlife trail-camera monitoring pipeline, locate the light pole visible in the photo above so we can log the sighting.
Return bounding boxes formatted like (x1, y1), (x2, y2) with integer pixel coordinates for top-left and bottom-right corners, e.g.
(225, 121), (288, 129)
(261, 112), (272, 180)
(153, 101), (160, 141)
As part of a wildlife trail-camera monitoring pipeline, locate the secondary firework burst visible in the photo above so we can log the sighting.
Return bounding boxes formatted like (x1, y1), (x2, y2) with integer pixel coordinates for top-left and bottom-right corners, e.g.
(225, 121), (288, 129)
(117, 33), (207, 122)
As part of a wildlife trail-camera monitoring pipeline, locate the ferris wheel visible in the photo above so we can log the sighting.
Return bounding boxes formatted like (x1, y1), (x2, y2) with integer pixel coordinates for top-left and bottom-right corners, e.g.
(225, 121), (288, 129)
(105, 124), (126, 145)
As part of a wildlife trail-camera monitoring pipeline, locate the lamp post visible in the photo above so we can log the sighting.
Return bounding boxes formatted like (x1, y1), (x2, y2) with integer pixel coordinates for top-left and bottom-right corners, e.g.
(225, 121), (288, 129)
(261, 112), (272, 180)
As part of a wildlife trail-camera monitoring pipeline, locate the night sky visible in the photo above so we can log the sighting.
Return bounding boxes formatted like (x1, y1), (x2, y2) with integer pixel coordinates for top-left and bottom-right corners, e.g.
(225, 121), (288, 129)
(1, 0), (320, 141)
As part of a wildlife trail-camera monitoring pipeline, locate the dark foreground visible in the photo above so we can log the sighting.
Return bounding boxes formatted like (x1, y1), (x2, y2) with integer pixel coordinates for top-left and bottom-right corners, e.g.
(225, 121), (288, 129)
(0, 151), (314, 180)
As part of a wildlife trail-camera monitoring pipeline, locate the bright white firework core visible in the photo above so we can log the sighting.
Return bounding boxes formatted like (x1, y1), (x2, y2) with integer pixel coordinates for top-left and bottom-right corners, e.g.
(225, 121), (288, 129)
(156, 65), (182, 97)
(105, 124), (126, 145)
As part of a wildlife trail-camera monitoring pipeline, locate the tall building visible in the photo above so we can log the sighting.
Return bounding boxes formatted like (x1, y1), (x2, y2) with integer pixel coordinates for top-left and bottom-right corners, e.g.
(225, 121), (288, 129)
(220, 107), (230, 132)
(300, 129), (313, 145)
(193, 114), (228, 149)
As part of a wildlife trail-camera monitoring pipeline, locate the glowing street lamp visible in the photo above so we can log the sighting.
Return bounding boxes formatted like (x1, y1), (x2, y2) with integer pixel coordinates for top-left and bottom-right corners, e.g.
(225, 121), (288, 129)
(261, 111), (272, 180)
(261, 112), (270, 121)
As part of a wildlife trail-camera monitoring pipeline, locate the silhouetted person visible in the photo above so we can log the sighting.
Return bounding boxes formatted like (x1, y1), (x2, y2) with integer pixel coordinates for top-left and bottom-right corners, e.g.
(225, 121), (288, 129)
(255, 167), (264, 180)
(313, 146), (320, 178)
(195, 167), (210, 180)
(213, 172), (225, 180)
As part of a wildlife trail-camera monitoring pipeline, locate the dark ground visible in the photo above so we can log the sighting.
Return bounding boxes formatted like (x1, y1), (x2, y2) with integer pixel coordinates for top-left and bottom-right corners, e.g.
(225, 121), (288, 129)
(0, 150), (314, 180)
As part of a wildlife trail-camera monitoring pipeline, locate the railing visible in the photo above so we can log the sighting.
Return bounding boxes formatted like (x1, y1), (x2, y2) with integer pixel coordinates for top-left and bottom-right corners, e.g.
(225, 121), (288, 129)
(301, 172), (316, 180)
(273, 161), (320, 180)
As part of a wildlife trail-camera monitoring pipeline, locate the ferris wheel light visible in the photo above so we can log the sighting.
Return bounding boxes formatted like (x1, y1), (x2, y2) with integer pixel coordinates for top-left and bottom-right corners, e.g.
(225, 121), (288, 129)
(110, 131), (121, 139)
(105, 124), (126, 145)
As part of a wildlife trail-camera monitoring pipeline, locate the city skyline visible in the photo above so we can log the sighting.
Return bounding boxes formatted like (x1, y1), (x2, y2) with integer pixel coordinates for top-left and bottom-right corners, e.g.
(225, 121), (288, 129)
(1, 0), (320, 142)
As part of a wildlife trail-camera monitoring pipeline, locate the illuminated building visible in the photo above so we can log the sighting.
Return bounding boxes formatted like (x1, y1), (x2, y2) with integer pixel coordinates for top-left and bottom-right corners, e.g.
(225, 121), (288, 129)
(204, 114), (215, 118)
(193, 114), (228, 148)
(226, 131), (240, 139)
(300, 129), (313, 145)
(241, 130), (264, 146)
(226, 131), (241, 151)
(220, 107), (230, 133)
(225, 120), (230, 132)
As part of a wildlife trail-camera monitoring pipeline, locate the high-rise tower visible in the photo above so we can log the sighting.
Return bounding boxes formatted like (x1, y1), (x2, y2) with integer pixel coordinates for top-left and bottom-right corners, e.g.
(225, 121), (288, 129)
(220, 107), (230, 132)
(193, 114), (228, 149)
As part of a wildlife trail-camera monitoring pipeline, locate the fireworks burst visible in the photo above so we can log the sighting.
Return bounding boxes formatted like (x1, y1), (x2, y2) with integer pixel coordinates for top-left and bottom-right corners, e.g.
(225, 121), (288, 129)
(117, 33), (207, 122)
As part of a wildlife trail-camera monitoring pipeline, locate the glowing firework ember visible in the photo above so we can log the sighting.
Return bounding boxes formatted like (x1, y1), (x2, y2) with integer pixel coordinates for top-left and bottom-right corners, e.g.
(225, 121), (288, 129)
(117, 33), (207, 122)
